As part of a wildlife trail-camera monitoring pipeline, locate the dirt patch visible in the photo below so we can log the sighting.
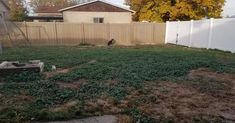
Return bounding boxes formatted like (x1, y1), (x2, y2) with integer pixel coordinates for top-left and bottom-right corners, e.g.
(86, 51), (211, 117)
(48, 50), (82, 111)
(50, 100), (79, 112)
(106, 79), (118, 86)
(7, 95), (33, 102)
(97, 98), (123, 114)
(92, 69), (234, 122)
(83, 97), (124, 115)
(120, 81), (233, 122)
(58, 79), (87, 89)
(188, 68), (235, 96)
(45, 68), (73, 79)
(188, 68), (235, 85)
(45, 60), (97, 79)
(117, 115), (132, 123)
(129, 69), (235, 122)
(15, 95), (33, 101)
(44, 68), (235, 122)
(88, 60), (97, 64)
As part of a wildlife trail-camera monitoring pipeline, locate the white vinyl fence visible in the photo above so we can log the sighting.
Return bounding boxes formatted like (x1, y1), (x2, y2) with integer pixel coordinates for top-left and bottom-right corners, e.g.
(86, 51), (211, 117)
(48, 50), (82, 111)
(165, 18), (235, 53)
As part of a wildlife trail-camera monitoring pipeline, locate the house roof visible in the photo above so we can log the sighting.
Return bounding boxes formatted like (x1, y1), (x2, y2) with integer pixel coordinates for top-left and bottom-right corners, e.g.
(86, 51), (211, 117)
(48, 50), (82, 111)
(26, 16), (63, 20)
(59, 0), (134, 13)
(0, 0), (10, 10)
(36, 6), (64, 13)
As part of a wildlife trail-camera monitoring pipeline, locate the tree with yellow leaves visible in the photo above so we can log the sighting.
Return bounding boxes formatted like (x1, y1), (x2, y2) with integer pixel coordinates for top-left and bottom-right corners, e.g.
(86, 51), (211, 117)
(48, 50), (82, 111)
(126, 0), (225, 22)
(9, 0), (28, 21)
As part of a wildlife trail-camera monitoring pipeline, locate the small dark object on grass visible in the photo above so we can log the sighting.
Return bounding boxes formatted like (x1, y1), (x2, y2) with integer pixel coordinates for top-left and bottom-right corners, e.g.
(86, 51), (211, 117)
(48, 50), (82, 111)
(108, 39), (116, 46)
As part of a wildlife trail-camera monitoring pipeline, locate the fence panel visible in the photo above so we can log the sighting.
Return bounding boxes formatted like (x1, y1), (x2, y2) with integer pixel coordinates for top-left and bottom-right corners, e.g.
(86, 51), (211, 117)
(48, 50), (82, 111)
(132, 23), (155, 45)
(25, 22), (57, 46)
(211, 19), (235, 53)
(166, 18), (235, 53)
(1, 22), (28, 47)
(191, 20), (210, 48)
(109, 24), (132, 45)
(178, 21), (191, 46)
(154, 23), (166, 44)
(83, 23), (109, 45)
(1, 22), (166, 47)
(166, 21), (178, 44)
(56, 23), (83, 46)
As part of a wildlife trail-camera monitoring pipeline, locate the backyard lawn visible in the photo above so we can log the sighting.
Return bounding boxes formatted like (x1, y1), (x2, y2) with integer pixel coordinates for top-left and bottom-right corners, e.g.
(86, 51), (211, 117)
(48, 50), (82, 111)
(0, 45), (235, 123)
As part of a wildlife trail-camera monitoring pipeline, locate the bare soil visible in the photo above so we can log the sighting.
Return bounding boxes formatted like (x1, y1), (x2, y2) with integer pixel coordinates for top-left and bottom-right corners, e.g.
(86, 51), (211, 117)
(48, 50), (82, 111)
(45, 60), (97, 79)
(12, 95), (33, 102)
(53, 68), (235, 122)
(117, 115), (132, 123)
(50, 100), (79, 113)
(58, 79), (87, 89)
(100, 69), (235, 122)
(88, 60), (97, 64)
(135, 69), (235, 122)
(45, 68), (72, 79)
(188, 68), (235, 88)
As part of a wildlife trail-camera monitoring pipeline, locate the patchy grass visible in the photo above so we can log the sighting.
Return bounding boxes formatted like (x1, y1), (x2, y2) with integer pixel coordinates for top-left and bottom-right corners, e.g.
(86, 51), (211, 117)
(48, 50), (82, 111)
(0, 45), (235, 123)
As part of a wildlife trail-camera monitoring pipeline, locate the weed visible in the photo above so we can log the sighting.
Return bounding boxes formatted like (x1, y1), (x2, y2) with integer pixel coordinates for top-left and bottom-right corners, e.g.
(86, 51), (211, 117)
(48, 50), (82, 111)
(0, 45), (234, 123)
(126, 108), (155, 123)
(5, 71), (43, 82)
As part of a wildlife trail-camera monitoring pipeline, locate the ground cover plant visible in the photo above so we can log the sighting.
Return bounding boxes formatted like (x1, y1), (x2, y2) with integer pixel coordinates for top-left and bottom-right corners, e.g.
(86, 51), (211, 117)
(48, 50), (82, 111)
(0, 45), (235, 123)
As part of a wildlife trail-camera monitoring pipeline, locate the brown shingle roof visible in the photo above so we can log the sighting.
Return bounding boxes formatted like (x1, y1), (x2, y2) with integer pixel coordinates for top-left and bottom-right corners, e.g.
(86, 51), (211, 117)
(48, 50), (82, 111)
(36, 6), (64, 13)
(59, 0), (134, 13)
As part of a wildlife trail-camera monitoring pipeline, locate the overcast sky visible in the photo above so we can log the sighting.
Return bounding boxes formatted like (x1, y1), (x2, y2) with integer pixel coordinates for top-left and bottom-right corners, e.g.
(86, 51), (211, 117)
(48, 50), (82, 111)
(223, 0), (235, 17)
(26, 0), (235, 17)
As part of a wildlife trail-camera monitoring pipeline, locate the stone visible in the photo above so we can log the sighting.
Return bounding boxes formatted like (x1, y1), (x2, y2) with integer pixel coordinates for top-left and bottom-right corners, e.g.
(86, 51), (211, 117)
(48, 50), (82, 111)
(0, 61), (44, 76)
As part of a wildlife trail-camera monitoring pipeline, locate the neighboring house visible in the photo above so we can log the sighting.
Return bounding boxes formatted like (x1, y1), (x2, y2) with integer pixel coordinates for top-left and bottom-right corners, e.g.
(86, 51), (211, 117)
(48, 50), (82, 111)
(59, 0), (134, 23)
(28, 6), (64, 22)
(0, 0), (10, 21)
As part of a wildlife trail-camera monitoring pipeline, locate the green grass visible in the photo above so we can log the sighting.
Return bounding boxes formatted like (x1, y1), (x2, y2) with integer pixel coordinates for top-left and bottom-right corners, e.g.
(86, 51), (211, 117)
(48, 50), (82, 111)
(0, 45), (235, 123)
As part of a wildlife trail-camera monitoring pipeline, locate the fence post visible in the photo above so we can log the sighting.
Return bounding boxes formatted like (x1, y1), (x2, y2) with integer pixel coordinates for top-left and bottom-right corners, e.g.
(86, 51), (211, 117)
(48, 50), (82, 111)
(176, 20), (180, 44)
(165, 21), (169, 44)
(54, 21), (58, 46)
(152, 23), (155, 44)
(189, 20), (194, 47)
(24, 21), (29, 41)
(130, 23), (134, 44)
(82, 23), (85, 44)
(207, 18), (214, 49)
(108, 23), (111, 40)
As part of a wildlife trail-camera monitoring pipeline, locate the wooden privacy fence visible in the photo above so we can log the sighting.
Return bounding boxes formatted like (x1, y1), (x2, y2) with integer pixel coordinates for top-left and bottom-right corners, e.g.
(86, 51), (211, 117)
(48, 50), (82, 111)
(1, 22), (166, 47)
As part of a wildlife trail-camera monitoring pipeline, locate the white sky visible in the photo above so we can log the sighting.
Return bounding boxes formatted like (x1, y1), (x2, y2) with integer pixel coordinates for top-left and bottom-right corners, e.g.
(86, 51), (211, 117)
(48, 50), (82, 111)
(223, 0), (235, 17)
(26, 0), (235, 17)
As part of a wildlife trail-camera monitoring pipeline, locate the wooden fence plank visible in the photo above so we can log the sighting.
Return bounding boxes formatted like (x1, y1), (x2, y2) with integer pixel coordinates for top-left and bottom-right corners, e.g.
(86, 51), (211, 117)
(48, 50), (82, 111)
(1, 22), (166, 47)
